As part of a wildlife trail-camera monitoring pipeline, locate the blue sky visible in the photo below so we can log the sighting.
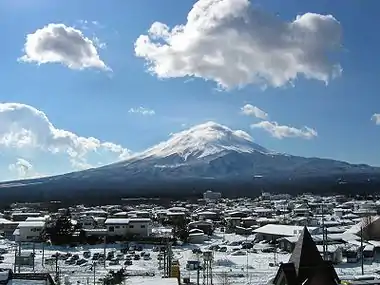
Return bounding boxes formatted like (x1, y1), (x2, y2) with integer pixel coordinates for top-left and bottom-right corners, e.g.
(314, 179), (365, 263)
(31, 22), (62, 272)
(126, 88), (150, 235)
(0, 0), (379, 181)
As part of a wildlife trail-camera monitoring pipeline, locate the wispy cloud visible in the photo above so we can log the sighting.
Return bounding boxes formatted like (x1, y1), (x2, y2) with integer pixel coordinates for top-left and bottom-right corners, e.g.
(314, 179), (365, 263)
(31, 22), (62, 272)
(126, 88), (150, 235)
(371, 113), (380, 125)
(251, 121), (317, 139)
(128, 107), (156, 116)
(241, 104), (268, 120)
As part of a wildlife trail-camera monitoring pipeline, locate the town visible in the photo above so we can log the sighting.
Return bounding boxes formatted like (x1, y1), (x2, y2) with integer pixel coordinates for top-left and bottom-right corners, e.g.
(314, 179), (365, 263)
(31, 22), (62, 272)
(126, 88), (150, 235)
(1, 191), (380, 285)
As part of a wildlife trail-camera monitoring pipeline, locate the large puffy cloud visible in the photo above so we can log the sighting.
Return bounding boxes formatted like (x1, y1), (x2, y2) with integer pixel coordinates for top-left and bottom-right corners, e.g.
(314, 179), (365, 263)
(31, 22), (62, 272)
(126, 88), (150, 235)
(0, 103), (131, 179)
(241, 104), (268, 120)
(372, 113), (380, 125)
(251, 120), (317, 139)
(135, 0), (342, 89)
(19, 23), (110, 71)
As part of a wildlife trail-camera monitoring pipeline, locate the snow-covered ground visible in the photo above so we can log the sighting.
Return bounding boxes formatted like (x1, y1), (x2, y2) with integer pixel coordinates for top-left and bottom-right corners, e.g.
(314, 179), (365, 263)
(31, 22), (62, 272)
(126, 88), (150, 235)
(1, 232), (380, 284)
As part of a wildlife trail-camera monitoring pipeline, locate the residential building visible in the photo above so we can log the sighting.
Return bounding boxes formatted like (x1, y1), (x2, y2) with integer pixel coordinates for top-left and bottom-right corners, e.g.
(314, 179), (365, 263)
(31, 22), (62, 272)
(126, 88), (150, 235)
(105, 218), (151, 237)
(254, 224), (319, 242)
(13, 221), (45, 242)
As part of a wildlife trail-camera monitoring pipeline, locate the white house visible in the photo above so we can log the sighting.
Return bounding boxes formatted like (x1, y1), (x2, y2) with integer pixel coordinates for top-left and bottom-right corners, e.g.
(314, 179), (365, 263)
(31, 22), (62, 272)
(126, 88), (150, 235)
(13, 221), (45, 242)
(105, 218), (151, 237)
(253, 224), (319, 242)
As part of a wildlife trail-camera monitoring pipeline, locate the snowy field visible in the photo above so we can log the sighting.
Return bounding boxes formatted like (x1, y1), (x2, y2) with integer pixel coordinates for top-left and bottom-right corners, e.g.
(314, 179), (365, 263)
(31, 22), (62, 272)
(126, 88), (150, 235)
(1, 232), (380, 284)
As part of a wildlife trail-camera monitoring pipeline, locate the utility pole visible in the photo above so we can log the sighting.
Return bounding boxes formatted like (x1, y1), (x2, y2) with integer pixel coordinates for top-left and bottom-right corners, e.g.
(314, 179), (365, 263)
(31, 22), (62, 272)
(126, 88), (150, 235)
(18, 242), (21, 273)
(246, 235), (249, 283)
(32, 243), (35, 272)
(321, 203), (326, 260)
(55, 252), (60, 285)
(55, 252), (59, 276)
(103, 235), (106, 268)
(361, 226), (364, 275)
(13, 245), (17, 272)
(93, 261), (96, 285)
(42, 242), (45, 267)
(163, 248), (167, 277)
(196, 252), (200, 285)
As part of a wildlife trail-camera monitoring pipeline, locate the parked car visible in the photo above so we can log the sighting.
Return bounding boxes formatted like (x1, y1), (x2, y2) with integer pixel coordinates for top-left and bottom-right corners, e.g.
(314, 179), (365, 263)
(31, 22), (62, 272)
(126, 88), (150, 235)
(109, 258), (119, 265)
(124, 260), (132, 266)
(134, 254), (141, 260)
(92, 253), (100, 260)
(106, 252), (114, 261)
(192, 248), (202, 254)
(242, 243), (253, 249)
(125, 255), (132, 261)
(83, 251), (91, 258)
(209, 245), (220, 251)
(143, 253), (151, 260)
(76, 259), (87, 266)
(219, 247), (227, 252)
(72, 254), (80, 260)
(65, 258), (76, 265)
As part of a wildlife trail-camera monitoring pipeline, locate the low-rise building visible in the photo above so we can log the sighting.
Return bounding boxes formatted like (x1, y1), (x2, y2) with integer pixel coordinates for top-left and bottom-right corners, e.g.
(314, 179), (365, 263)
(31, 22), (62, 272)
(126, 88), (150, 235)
(254, 224), (319, 242)
(13, 221), (45, 242)
(105, 218), (151, 237)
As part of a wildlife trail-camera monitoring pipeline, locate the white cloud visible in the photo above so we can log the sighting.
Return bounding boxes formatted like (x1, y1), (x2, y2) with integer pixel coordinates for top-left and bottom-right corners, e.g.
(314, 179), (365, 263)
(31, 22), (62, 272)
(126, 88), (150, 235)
(93, 37), (107, 50)
(135, 0), (342, 89)
(251, 120), (317, 139)
(8, 158), (42, 179)
(233, 130), (253, 142)
(19, 23), (110, 71)
(0, 103), (131, 179)
(241, 104), (268, 120)
(128, 107), (156, 116)
(371, 113), (380, 125)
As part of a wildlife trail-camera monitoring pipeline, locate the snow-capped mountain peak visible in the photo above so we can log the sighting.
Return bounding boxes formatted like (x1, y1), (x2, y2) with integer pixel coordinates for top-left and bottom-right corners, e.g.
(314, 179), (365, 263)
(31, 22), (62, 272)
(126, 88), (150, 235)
(137, 121), (273, 160)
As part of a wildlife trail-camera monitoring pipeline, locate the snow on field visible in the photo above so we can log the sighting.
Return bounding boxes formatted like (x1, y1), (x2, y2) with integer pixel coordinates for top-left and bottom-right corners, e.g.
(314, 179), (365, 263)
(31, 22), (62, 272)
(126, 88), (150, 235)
(2, 232), (380, 284)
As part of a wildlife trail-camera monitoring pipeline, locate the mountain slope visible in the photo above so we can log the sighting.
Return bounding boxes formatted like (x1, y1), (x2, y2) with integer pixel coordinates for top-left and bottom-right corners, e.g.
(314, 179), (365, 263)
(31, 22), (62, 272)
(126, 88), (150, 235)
(0, 121), (379, 203)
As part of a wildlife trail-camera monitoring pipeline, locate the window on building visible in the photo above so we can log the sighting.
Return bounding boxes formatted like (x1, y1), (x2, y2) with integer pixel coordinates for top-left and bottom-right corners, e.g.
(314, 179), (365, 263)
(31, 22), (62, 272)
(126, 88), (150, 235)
(115, 226), (120, 229)
(129, 225), (134, 229)
(141, 225), (146, 228)
(109, 226), (114, 232)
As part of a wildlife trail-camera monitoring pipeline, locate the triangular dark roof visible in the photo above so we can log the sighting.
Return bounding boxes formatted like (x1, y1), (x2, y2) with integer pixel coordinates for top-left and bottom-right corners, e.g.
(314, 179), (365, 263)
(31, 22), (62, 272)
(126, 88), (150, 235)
(279, 226), (340, 285)
(289, 226), (324, 276)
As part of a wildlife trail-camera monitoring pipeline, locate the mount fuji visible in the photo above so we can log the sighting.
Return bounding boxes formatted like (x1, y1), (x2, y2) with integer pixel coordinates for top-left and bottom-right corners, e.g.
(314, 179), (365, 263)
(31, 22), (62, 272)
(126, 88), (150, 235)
(1, 121), (379, 203)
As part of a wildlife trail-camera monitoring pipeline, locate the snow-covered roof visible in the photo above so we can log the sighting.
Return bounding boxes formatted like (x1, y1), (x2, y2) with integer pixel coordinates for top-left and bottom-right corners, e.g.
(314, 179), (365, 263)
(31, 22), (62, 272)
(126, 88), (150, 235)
(344, 216), (380, 235)
(129, 218), (151, 223)
(253, 224), (317, 237)
(105, 218), (129, 225)
(17, 221), (45, 228)
(130, 278), (178, 285)
(0, 217), (12, 224)
(197, 211), (217, 215)
(105, 218), (150, 225)
(25, 216), (47, 222)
